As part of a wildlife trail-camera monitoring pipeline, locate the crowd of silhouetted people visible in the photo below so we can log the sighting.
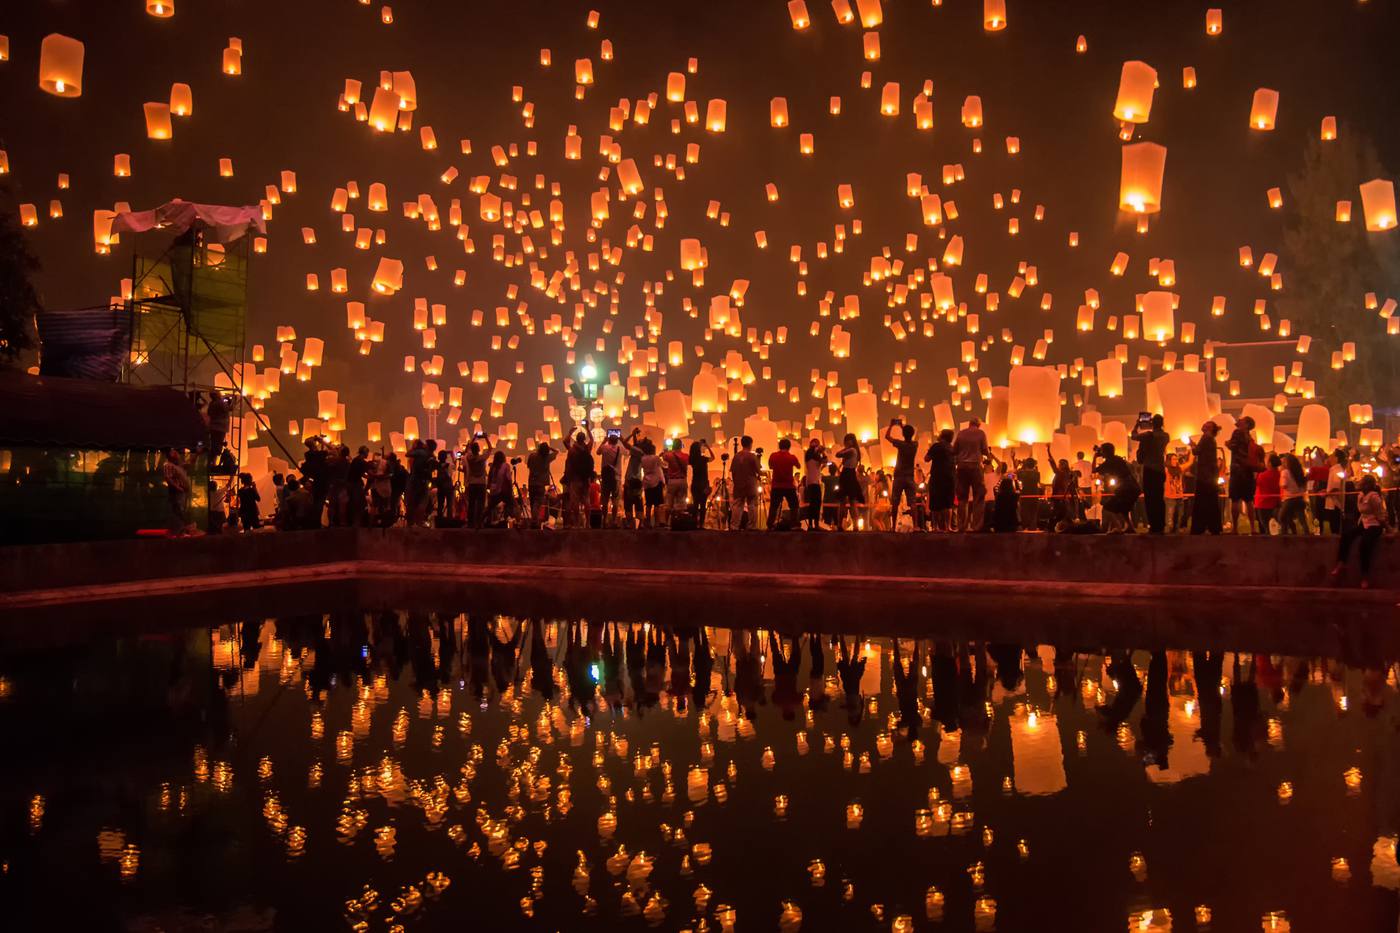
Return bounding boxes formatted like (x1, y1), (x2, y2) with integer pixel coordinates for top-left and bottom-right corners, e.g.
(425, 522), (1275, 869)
(178, 412), (1396, 586)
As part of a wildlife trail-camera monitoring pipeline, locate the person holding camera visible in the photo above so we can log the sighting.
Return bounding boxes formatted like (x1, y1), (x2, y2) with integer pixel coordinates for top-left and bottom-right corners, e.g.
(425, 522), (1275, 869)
(884, 418), (920, 532)
(487, 450), (518, 525)
(1132, 413), (1171, 534)
(597, 429), (624, 526)
(526, 441), (558, 528)
(729, 435), (762, 530)
(1092, 442), (1139, 534)
(689, 438), (715, 526)
(1226, 415), (1262, 534)
(562, 430), (595, 528)
(767, 438), (801, 529)
(464, 435), (491, 528)
(662, 437), (690, 521)
(1190, 422), (1223, 534)
(621, 428), (646, 529)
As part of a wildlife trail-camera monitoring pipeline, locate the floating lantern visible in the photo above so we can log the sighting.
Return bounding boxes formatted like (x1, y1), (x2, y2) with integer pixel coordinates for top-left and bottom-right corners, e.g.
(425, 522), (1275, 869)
(1359, 179), (1396, 232)
(39, 34), (84, 97)
(1113, 61), (1156, 123)
(1142, 291), (1175, 341)
(170, 83), (192, 116)
(706, 99), (727, 132)
(372, 257), (404, 293)
(984, 0), (1006, 31)
(1249, 88), (1279, 130)
(960, 96), (982, 128)
(1096, 358), (1123, 398)
(222, 46), (242, 76)
(1006, 366), (1060, 443)
(1321, 116), (1337, 141)
(787, 0), (810, 29)
(143, 102), (172, 140)
(1119, 142), (1166, 214)
(1205, 8), (1222, 35)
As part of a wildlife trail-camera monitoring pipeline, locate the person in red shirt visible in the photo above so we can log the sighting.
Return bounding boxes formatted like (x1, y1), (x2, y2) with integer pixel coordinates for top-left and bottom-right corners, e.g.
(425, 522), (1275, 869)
(1253, 452), (1282, 533)
(767, 438), (802, 529)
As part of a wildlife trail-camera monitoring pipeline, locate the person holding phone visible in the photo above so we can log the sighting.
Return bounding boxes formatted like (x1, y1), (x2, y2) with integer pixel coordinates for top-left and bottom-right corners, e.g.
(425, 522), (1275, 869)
(884, 418), (920, 531)
(1132, 412), (1170, 534)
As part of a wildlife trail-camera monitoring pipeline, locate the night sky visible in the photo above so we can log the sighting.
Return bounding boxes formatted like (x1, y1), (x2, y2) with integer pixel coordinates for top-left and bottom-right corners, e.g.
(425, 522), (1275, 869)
(3, 0), (1399, 451)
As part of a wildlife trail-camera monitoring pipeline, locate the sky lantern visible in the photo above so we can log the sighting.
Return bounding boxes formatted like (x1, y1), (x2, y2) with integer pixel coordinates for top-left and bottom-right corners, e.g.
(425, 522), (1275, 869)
(114, 154), (132, 177)
(787, 1), (810, 29)
(680, 238), (704, 270)
(147, 0), (174, 16)
(1205, 8), (1222, 35)
(39, 34), (84, 97)
(574, 58), (594, 85)
(1006, 365), (1060, 443)
(879, 82), (899, 115)
(144, 102), (173, 139)
(372, 257), (404, 293)
(1152, 370), (1210, 442)
(844, 391), (879, 442)
(1321, 116), (1337, 140)
(666, 72), (686, 103)
(368, 86), (398, 131)
(653, 389), (689, 436)
(983, 0), (1007, 31)
(1119, 142), (1166, 214)
(222, 45), (241, 75)
(170, 83), (193, 116)
(1141, 290), (1175, 341)
(960, 96), (982, 128)
(1359, 179), (1397, 231)
(1295, 404), (1331, 452)
(1096, 358), (1123, 398)
(855, 0), (882, 28)
(770, 97), (789, 127)
(705, 99), (727, 132)
(1249, 88), (1279, 130)
(1182, 67), (1197, 89)
(1113, 61), (1156, 123)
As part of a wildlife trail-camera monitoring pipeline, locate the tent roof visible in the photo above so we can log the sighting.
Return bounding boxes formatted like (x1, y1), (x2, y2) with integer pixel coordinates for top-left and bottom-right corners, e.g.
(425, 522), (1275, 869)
(0, 371), (206, 450)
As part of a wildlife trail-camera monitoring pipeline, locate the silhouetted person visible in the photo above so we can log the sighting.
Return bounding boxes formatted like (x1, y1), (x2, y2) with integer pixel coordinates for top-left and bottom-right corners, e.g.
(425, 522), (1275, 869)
(806, 633), (830, 713)
(1138, 651), (1171, 771)
(1192, 650), (1224, 758)
(892, 641), (921, 740)
(529, 619), (557, 703)
(770, 633), (802, 721)
(835, 636), (867, 726)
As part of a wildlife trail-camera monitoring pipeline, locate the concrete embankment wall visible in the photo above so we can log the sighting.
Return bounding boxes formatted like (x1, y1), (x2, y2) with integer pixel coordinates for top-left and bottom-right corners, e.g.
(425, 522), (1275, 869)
(0, 527), (1391, 599)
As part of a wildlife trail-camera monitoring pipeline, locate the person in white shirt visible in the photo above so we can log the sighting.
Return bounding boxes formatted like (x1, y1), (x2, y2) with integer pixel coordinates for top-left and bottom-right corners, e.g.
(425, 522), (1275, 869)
(1332, 472), (1387, 588)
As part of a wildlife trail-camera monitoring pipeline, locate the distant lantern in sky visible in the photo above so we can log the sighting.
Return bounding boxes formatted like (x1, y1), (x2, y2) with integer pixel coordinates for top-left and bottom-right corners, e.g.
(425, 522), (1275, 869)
(222, 45), (241, 75)
(706, 99), (727, 132)
(1119, 142), (1166, 214)
(1359, 179), (1397, 232)
(856, 0), (882, 28)
(666, 72), (685, 102)
(960, 96), (983, 128)
(1320, 115), (1337, 140)
(1142, 291), (1175, 341)
(787, 0), (810, 29)
(372, 257), (404, 293)
(143, 102), (173, 140)
(1006, 366), (1060, 443)
(147, 0), (174, 16)
(1249, 88), (1279, 130)
(983, 0), (1007, 31)
(39, 34), (84, 97)
(1205, 8), (1222, 35)
(1113, 61), (1156, 123)
(770, 97), (789, 127)
(170, 82), (193, 116)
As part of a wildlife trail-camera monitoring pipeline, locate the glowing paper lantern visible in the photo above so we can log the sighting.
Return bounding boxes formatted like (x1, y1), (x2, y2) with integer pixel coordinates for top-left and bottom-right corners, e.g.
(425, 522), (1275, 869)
(147, 0), (174, 17)
(1119, 142), (1166, 214)
(705, 99), (727, 132)
(844, 391), (879, 443)
(1295, 404), (1331, 453)
(691, 371), (719, 413)
(1152, 370), (1210, 443)
(1249, 88), (1279, 131)
(960, 96), (983, 128)
(143, 102), (173, 139)
(1006, 366), (1060, 444)
(653, 389), (689, 437)
(170, 83), (193, 116)
(1205, 8), (1221, 35)
(984, 0), (1007, 31)
(372, 257), (404, 294)
(1113, 61), (1156, 123)
(1096, 358), (1123, 399)
(39, 34), (84, 97)
(1359, 179), (1397, 232)
(787, 1), (810, 29)
(1141, 291), (1175, 341)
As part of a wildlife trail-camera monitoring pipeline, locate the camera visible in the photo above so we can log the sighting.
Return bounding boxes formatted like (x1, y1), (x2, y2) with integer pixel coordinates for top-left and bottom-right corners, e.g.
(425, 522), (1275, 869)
(510, 456), (522, 466)
(607, 428), (622, 440)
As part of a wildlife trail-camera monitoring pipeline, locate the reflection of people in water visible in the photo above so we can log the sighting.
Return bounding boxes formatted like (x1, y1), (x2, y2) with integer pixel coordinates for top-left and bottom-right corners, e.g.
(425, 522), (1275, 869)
(691, 627), (714, 712)
(1138, 651), (1171, 771)
(564, 619), (597, 713)
(806, 633), (829, 714)
(625, 625), (650, 712)
(1192, 650), (1224, 758)
(835, 636), (867, 726)
(733, 630), (766, 720)
(892, 640), (921, 740)
(958, 643), (991, 747)
(668, 631), (693, 714)
(769, 632), (801, 721)
(1098, 651), (1142, 734)
(528, 619), (557, 703)
(1230, 654), (1263, 759)
(239, 619), (263, 670)
(988, 643), (1025, 693)
(931, 642), (960, 733)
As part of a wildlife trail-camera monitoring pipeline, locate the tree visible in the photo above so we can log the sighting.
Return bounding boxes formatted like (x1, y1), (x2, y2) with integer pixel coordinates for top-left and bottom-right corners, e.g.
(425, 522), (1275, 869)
(1279, 134), (1400, 424)
(0, 180), (42, 368)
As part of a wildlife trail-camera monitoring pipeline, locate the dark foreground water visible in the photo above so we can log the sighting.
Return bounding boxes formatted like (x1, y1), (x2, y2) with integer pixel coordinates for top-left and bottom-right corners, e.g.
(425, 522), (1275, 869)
(2, 595), (1399, 932)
